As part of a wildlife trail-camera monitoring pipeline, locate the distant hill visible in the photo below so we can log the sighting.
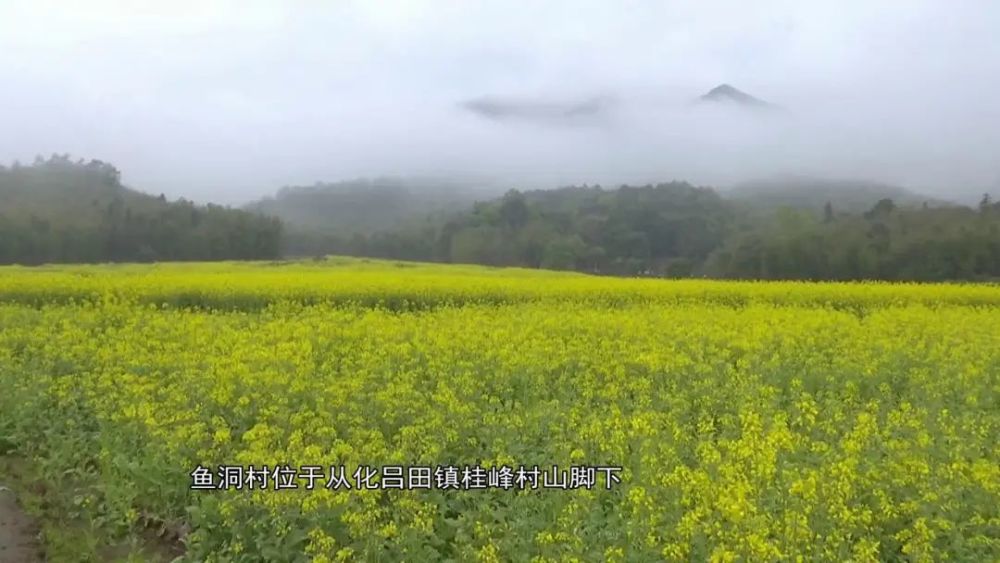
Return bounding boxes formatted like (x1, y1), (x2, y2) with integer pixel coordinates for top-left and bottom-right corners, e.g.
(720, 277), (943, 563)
(726, 176), (943, 212)
(0, 155), (282, 264)
(245, 177), (497, 235)
(696, 84), (778, 110)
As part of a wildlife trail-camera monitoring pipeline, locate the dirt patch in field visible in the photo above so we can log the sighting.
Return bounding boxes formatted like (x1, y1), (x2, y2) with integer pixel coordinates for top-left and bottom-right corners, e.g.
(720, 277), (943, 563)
(0, 483), (42, 563)
(1, 454), (186, 562)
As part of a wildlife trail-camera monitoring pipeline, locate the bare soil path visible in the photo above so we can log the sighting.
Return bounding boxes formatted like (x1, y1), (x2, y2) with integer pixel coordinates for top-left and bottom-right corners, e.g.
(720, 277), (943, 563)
(0, 483), (41, 563)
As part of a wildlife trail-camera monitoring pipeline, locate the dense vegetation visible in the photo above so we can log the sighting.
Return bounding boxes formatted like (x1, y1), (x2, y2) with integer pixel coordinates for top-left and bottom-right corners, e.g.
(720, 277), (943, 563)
(244, 177), (491, 255)
(709, 198), (1000, 281)
(1, 260), (998, 561)
(6, 155), (1000, 282)
(726, 176), (939, 212)
(289, 182), (1000, 282)
(0, 155), (282, 264)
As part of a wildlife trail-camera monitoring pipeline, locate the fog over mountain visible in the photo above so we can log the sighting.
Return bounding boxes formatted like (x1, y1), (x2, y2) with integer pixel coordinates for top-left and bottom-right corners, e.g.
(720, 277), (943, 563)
(696, 84), (779, 110)
(2, 1), (999, 205)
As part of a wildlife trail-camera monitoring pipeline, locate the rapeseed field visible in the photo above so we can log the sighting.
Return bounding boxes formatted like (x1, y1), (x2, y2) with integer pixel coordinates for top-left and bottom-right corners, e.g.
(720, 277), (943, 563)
(1, 259), (998, 561)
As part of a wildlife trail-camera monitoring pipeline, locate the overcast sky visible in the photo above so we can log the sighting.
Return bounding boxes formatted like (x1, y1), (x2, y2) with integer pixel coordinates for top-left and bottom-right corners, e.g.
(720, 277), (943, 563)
(2, 0), (999, 203)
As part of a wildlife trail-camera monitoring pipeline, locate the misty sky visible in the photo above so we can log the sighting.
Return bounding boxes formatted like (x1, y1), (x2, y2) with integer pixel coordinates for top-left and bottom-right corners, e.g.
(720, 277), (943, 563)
(2, 0), (999, 204)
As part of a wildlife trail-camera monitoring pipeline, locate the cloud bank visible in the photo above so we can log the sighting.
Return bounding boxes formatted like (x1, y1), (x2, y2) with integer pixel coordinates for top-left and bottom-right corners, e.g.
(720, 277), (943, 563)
(1, 0), (998, 203)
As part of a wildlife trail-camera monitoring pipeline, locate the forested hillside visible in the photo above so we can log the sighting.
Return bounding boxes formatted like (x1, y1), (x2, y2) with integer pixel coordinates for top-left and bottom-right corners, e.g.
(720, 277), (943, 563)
(0, 155), (282, 264)
(292, 182), (1000, 282)
(707, 197), (1000, 280)
(246, 178), (490, 232)
(275, 182), (733, 275)
(6, 156), (1000, 282)
(438, 183), (734, 275)
(727, 176), (939, 212)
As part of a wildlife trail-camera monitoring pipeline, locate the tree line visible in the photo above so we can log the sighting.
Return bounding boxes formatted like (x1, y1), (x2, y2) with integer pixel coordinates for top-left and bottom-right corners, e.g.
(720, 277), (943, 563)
(6, 156), (1000, 282)
(284, 183), (1000, 282)
(0, 155), (282, 264)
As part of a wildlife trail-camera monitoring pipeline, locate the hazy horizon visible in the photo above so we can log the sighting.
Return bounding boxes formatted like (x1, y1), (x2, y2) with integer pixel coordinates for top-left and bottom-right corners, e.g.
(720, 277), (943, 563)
(3, 1), (999, 205)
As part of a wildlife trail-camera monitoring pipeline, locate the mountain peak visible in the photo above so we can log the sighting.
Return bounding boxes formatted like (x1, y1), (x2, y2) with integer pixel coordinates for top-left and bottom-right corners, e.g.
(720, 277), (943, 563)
(707, 84), (740, 96)
(698, 84), (774, 108)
